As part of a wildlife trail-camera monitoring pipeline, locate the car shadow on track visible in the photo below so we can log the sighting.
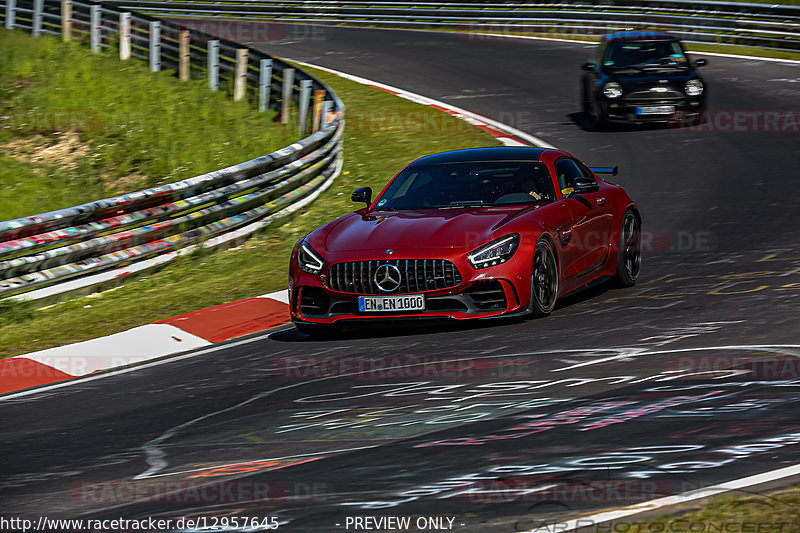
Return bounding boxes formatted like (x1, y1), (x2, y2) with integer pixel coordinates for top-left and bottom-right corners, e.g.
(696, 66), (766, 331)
(555, 277), (614, 310)
(270, 279), (619, 342)
(567, 111), (673, 133)
(269, 314), (526, 342)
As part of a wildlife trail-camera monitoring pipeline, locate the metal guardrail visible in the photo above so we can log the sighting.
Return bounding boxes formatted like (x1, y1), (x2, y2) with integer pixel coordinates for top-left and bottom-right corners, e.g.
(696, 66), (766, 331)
(0, 0), (345, 301)
(101, 0), (800, 53)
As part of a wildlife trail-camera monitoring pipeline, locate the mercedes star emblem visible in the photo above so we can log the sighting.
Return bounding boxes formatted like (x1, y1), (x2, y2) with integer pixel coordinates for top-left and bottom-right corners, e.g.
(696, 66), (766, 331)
(374, 264), (402, 292)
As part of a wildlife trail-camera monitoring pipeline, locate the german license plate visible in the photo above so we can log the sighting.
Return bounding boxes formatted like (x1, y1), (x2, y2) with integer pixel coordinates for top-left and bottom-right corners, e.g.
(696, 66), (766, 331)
(358, 294), (425, 313)
(636, 105), (675, 115)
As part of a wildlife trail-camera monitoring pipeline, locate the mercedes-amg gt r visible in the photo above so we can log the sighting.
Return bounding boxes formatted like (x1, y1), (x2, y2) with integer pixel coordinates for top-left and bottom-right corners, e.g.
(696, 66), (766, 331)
(289, 147), (641, 335)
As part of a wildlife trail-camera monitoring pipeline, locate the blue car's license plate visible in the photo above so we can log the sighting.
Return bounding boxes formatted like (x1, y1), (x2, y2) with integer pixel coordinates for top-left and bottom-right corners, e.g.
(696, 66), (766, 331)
(636, 105), (675, 115)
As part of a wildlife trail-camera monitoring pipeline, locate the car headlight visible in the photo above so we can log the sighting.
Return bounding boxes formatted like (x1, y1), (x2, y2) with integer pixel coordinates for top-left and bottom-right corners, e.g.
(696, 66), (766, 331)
(603, 82), (622, 99)
(685, 79), (704, 96)
(468, 234), (520, 269)
(298, 241), (324, 275)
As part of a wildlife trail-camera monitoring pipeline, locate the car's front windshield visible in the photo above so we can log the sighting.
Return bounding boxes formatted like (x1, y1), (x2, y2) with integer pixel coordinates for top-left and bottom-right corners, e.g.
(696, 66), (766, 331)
(604, 40), (688, 70)
(374, 161), (555, 210)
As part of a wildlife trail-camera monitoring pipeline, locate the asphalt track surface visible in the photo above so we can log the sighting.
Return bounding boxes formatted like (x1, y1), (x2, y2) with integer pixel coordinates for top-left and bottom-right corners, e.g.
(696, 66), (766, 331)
(2, 25), (800, 532)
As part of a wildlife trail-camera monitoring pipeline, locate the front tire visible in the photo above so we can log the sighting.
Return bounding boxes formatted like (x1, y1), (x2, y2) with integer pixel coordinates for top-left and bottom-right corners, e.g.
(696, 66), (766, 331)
(581, 86), (591, 116)
(614, 210), (642, 287)
(588, 104), (606, 132)
(531, 238), (559, 317)
(583, 91), (606, 132)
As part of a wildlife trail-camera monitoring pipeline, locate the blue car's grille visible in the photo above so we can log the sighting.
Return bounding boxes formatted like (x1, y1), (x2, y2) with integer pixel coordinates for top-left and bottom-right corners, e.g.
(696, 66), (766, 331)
(627, 89), (684, 100)
(326, 259), (462, 294)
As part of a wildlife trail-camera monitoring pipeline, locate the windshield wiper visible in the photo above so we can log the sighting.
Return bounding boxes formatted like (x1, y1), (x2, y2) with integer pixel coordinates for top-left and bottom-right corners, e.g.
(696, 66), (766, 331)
(608, 66), (645, 74)
(642, 58), (687, 70)
(430, 202), (485, 209)
(642, 64), (685, 71)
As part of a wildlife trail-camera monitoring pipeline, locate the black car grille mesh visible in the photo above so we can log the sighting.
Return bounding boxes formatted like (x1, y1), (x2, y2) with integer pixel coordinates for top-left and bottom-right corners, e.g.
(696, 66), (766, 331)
(627, 90), (684, 100)
(465, 280), (507, 311)
(326, 259), (462, 294)
(299, 287), (329, 317)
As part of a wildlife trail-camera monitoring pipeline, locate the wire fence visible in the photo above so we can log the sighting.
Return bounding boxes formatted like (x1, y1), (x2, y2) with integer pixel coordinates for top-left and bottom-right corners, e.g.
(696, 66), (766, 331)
(100, 0), (800, 52)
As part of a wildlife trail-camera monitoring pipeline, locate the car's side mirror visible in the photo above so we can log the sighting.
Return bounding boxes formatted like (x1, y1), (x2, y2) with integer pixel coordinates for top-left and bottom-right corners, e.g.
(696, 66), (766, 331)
(694, 58), (708, 67)
(573, 176), (600, 194)
(581, 62), (596, 72)
(351, 186), (372, 207)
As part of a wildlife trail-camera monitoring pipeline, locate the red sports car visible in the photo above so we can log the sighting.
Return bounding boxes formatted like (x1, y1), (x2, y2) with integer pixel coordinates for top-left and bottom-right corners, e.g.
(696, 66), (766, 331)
(289, 147), (641, 335)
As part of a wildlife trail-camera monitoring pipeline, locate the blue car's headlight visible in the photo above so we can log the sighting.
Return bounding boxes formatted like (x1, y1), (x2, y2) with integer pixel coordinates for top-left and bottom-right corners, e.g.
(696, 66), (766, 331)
(685, 79), (704, 96)
(298, 241), (324, 274)
(468, 234), (520, 269)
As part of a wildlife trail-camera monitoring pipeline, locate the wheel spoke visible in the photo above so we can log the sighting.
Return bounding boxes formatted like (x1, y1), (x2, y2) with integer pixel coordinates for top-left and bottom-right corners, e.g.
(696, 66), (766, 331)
(533, 242), (557, 310)
(621, 214), (641, 279)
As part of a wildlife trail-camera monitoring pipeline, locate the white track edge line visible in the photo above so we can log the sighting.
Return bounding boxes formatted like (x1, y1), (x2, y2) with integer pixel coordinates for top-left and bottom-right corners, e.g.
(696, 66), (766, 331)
(685, 50), (800, 64)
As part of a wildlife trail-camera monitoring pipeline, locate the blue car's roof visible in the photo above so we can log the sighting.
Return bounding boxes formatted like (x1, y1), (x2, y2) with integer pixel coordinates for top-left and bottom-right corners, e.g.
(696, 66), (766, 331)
(603, 31), (677, 43)
(409, 147), (548, 166)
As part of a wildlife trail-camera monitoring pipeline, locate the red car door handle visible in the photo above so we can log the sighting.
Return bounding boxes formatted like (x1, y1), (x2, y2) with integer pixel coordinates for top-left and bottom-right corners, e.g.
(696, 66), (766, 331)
(596, 197), (607, 206)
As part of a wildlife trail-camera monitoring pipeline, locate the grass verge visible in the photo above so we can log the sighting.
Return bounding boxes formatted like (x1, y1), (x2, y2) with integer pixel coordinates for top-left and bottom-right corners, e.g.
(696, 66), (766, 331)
(0, 28), (296, 220)
(0, 62), (501, 357)
(647, 484), (800, 531)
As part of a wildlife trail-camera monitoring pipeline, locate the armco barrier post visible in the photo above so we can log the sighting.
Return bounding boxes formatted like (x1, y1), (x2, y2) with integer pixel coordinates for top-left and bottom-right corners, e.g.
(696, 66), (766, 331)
(281, 68), (295, 124)
(259, 58), (272, 112)
(298, 79), (312, 134)
(208, 40), (219, 91)
(234, 48), (248, 102)
(5, 0), (15, 30)
(179, 30), (190, 81)
(321, 100), (332, 126)
(90, 5), (101, 52)
(312, 89), (325, 133)
(149, 21), (161, 72)
(119, 12), (131, 60)
(32, 0), (43, 36)
(62, 0), (72, 42)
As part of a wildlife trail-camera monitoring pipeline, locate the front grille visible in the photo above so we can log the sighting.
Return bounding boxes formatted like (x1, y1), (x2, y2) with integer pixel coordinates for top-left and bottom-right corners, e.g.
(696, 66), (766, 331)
(627, 90), (684, 100)
(326, 259), (462, 294)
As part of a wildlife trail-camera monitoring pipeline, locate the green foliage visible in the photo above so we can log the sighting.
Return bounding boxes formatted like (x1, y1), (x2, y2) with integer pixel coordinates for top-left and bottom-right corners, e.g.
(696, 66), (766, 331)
(0, 298), (34, 327)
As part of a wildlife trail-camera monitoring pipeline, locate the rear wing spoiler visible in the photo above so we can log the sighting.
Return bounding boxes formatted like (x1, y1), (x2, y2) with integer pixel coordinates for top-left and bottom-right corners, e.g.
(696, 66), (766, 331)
(589, 166), (618, 176)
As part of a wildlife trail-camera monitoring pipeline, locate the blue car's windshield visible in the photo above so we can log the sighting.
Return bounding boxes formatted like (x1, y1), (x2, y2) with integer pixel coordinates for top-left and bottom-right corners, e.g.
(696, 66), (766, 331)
(374, 161), (555, 210)
(604, 40), (688, 70)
